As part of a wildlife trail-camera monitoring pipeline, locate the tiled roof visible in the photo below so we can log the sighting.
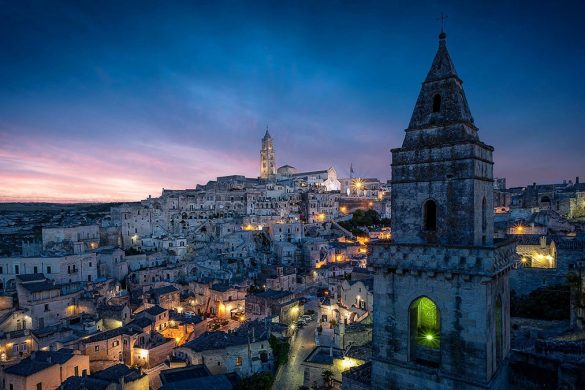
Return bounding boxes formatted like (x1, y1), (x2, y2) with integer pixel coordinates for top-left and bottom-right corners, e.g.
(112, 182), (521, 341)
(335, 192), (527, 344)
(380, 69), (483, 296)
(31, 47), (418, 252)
(254, 289), (293, 300)
(210, 284), (234, 292)
(144, 305), (166, 316)
(304, 346), (343, 365)
(128, 317), (153, 329)
(84, 326), (139, 343)
(20, 280), (59, 292)
(151, 285), (179, 296)
(60, 364), (144, 390)
(92, 364), (144, 382)
(4, 359), (52, 377)
(4, 350), (75, 376)
(160, 364), (210, 383)
(161, 375), (234, 390)
(16, 273), (46, 282)
(60, 376), (110, 390)
(184, 320), (270, 352)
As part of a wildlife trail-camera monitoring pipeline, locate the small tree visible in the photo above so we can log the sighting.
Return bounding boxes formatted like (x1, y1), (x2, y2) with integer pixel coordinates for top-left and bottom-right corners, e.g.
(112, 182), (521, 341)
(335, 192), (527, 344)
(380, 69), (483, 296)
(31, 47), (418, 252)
(269, 335), (290, 369)
(322, 370), (334, 388)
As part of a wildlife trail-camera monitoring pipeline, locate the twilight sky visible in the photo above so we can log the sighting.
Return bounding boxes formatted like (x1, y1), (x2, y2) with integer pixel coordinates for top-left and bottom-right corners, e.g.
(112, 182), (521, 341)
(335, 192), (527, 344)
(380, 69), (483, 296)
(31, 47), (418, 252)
(1, 0), (584, 202)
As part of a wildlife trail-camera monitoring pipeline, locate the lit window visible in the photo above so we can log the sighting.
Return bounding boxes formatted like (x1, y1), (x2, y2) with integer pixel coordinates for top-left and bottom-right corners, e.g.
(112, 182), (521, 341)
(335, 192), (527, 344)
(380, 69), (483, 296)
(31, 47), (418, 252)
(409, 296), (440, 366)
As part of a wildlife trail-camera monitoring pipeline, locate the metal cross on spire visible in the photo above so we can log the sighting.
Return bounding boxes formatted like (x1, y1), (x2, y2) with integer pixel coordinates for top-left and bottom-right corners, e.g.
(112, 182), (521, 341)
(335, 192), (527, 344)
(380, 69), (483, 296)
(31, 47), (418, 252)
(437, 12), (448, 33)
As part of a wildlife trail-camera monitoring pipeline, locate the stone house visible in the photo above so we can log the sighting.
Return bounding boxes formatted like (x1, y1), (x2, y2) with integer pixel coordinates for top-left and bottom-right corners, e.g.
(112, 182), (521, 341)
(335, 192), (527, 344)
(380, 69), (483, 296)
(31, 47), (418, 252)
(41, 225), (100, 252)
(272, 241), (299, 266)
(0, 252), (98, 291)
(136, 305), (171, 333)
(174, 320), (274, 378)
(132, 332), (175, 369)
(322, 278), (374, 325)
(82, 325), (141, 370)
(268, 222), (304, 243)
(0, 329), (34, 364)
(3, 349), (89, 390)
(147, 285), (180, 310)
(258, 266), (297, 292)
(302, 191), (340, 223)
(301, 346), (363, 389)
(16, 275), (84, 330)
(96, 303), (132, 330)
(245, 289), (303, 324)
(95, 247), (128, 282)
(59, 363), (148, 390)
(511, 235), (585, 296)
(302, 238), (333, 269)
(207, 284), (246, 319)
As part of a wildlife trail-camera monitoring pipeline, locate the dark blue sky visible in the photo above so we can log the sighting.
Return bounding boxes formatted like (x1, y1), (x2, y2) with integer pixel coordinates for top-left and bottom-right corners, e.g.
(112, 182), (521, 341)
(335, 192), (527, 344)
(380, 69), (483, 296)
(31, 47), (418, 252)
(1, 0), (584, 201)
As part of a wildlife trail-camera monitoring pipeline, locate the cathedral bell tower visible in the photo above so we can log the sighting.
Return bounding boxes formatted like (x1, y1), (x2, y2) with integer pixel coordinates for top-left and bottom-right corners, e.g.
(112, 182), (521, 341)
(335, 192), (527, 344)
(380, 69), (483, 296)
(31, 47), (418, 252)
(370, 32), (516, 389)
(260, 128), (276, 179)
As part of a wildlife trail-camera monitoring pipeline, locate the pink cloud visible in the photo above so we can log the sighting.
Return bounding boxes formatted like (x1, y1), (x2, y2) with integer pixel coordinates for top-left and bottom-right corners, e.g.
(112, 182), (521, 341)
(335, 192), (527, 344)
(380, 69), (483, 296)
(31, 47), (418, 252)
(0, 133), (258, 202)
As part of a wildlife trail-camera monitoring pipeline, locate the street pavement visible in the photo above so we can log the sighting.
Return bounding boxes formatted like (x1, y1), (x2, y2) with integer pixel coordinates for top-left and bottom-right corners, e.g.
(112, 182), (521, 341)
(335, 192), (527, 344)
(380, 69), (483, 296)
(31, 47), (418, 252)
(272, 299), (318, 390)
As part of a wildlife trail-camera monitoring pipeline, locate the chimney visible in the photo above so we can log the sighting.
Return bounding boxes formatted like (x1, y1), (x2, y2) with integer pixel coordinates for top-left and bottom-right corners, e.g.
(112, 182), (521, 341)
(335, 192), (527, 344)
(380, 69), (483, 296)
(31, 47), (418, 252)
(540, 236), (547, 249)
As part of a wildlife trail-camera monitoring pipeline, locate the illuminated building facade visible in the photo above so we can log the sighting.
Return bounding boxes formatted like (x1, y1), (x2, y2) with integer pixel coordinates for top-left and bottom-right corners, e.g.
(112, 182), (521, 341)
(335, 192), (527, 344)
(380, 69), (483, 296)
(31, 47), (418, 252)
(260, 128), (276, 179)
(369, 31), (516, 389)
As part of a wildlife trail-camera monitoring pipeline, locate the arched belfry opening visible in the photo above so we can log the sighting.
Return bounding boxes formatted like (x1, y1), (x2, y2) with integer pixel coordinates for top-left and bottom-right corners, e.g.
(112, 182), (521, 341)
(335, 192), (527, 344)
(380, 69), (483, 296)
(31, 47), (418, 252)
(409, 296), (441, 366)
(423, 200), (437, 231)
(432, 94), (441, 113)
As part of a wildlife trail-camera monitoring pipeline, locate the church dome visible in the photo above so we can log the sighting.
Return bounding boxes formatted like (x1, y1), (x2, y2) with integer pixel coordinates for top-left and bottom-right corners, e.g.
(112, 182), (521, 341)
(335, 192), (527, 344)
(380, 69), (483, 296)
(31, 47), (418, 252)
(277, 165), (297, 176)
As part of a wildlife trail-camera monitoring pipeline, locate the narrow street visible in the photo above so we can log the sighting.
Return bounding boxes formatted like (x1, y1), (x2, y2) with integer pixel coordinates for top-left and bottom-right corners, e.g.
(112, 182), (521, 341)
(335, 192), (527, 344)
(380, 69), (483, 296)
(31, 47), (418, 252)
(272, 298), (318, 390)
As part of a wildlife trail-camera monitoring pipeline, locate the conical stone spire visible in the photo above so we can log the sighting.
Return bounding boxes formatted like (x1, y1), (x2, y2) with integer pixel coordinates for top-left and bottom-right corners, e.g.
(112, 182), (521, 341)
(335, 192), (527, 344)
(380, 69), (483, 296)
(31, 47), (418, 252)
(404, 32), (476, 148)
(424, 31), (459, 82)
(263, 126), (271, 141)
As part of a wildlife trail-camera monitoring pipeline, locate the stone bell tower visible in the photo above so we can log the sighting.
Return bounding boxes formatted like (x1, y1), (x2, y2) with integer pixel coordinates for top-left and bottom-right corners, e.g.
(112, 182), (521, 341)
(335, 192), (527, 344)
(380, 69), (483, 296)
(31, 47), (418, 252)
(260, 127), (276, 179)
(369, 31), (516, 389)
